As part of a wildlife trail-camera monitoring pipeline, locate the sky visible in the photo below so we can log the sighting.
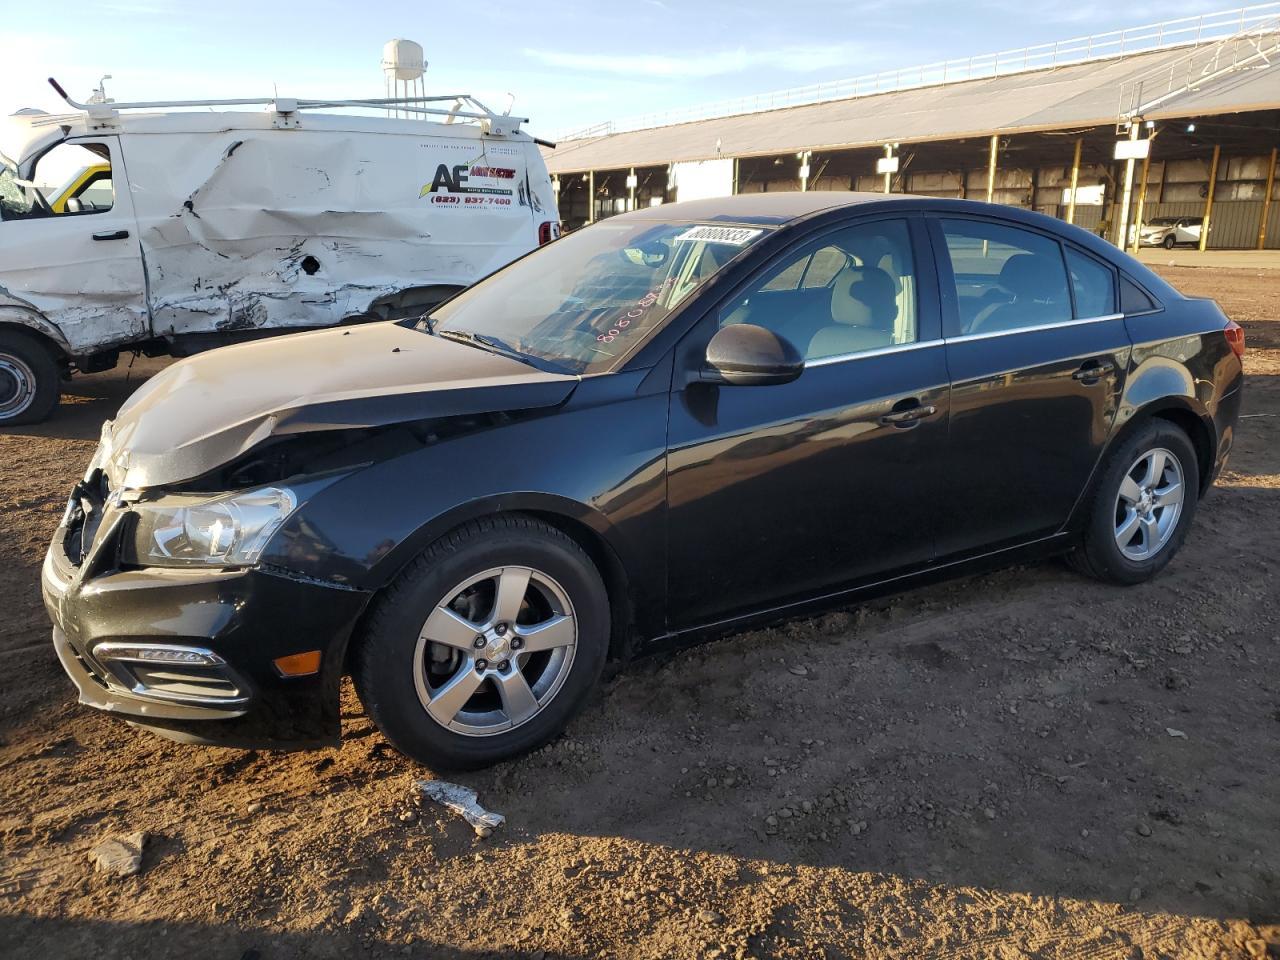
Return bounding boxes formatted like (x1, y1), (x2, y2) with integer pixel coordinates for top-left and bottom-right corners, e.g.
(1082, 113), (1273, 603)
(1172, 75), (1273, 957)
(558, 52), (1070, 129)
(0, 0), (1230, 140)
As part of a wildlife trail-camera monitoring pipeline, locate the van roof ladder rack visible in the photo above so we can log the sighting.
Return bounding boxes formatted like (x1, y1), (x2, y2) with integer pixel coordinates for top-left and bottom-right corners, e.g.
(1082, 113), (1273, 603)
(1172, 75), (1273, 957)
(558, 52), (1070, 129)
(45, 78), (526, 135)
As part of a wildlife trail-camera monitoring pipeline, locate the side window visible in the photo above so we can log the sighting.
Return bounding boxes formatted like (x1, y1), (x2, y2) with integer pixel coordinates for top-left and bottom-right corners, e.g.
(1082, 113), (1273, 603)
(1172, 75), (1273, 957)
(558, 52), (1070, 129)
(1065, 247), (1116, 318)
(940, 219), (1071, 335)
(721, 219), (918, 361)
(760, 255), (809, 292)
(31, 142), (114, 216)
(74, 174), (115, 212)
(802, 246), (849, 288)
(1120, 276), (1158, 314)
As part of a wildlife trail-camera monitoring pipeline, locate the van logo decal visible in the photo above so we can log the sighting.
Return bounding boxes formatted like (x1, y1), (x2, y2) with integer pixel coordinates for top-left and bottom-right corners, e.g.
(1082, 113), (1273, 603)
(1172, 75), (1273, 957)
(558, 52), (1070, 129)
(420, 163), (518, 203)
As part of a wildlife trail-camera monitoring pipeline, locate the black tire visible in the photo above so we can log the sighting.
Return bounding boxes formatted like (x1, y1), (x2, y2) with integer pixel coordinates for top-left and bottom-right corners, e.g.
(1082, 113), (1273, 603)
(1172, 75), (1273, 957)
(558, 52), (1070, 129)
(353, 515), (610, 769)
(0, 329), (59, 425)
(1162, 234), (1177, 250)
(1068, 419), (1200, 585)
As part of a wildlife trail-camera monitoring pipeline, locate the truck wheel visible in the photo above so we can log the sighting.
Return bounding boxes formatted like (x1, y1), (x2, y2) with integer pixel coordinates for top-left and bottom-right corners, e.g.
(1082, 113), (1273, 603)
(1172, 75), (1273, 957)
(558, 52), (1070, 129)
(0, 330), (59, 425)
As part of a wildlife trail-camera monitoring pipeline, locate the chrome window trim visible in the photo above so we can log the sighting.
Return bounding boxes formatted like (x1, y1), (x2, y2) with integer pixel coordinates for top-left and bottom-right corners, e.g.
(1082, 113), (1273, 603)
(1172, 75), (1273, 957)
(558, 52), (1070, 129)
(805, 338), (943, 368)
(797, 312), (1129, 367)
(945, 313), (1124, 344)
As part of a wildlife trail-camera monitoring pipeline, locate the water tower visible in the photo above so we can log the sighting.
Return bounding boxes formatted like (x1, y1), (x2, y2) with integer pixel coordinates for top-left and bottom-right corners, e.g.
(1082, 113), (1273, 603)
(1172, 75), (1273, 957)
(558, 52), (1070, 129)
(382, 39), (426, 117)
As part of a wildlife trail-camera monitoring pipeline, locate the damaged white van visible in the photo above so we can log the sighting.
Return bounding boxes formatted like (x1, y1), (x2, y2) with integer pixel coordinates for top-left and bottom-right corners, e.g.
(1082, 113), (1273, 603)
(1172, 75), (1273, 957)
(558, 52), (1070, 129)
(0, 88), (559, 423)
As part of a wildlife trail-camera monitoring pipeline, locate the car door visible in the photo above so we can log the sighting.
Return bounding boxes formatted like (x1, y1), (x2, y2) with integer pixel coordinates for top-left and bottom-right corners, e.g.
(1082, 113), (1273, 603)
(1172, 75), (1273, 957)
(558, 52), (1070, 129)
(665, 215), (949, 630)
(929, 214), (1131, 557)
(0, 136), (147, 347)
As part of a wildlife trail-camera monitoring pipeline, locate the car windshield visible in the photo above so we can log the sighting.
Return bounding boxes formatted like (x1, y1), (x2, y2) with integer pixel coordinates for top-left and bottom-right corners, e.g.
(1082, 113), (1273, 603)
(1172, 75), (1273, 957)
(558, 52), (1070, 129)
(0, 152), (33, 219)
(424, 219), (770, 374)
(1146, 218), (1180, 226)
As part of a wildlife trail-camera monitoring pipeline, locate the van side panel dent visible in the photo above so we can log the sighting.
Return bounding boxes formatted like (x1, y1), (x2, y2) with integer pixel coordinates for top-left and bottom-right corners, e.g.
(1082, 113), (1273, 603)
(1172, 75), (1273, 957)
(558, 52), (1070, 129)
(0, 303), (72, 353)
(127, 128), (540, 338)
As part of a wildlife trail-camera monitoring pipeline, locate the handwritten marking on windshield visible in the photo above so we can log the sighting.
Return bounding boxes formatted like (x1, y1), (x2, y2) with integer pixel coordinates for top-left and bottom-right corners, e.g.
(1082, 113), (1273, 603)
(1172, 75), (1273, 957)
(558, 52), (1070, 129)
(597, 290), (660, 344)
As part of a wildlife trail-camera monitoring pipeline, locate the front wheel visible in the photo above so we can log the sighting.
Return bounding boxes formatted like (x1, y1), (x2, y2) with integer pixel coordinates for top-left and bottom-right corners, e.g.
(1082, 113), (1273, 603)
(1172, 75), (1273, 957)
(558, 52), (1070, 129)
(1163, 234), (1177, 250)
(353, 516), (610, 769)
(1068, 420), (1200, 585)
(0, 330), (59, 425)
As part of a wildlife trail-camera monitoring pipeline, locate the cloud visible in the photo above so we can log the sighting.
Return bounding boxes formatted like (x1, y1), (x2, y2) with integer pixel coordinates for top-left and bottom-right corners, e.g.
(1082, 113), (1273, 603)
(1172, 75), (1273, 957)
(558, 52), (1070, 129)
(522, 44), (866, 79)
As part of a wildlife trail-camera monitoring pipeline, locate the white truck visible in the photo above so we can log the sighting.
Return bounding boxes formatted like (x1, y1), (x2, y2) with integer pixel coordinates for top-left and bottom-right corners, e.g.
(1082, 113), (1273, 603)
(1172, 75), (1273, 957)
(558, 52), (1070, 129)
(0, 86), (560, 423)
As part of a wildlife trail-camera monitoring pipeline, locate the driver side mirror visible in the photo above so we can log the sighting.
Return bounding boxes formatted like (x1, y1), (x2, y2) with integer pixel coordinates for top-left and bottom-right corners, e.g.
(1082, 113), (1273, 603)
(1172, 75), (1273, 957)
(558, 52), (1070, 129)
(700, 323), (804, 386)
(64, 197), (83, 214)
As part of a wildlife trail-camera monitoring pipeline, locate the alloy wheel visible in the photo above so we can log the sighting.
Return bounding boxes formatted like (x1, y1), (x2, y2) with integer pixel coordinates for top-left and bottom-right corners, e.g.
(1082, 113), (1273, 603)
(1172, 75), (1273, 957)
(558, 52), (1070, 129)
(0, 351), (36, 421)
(1114, 447), (1184, 562)
(413, 565), (578, 736)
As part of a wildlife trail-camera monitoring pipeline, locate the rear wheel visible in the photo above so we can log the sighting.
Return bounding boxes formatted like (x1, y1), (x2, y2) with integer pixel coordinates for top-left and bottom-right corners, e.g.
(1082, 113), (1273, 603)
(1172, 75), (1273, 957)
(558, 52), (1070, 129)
(1069, 420), (1199, 585)
(0, 330), (59, 425)
(353, 516), (609, 769)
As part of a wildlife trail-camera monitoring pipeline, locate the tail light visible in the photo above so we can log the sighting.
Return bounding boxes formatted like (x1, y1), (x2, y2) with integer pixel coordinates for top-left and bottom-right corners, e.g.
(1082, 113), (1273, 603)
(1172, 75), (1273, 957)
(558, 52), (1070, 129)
(538, 221), (560, 245)
(1224, 320), (1245, 359)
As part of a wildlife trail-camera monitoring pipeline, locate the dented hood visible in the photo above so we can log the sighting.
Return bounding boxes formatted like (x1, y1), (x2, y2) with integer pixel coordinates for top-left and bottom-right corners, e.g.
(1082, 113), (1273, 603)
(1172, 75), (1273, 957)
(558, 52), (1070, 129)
(104, 322), (579, 489)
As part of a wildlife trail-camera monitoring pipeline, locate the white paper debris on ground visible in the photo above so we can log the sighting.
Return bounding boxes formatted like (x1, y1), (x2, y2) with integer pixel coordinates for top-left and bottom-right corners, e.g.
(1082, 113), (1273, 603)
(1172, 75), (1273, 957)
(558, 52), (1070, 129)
(88, 832), (146, 877)
(414, 780), (506, 836)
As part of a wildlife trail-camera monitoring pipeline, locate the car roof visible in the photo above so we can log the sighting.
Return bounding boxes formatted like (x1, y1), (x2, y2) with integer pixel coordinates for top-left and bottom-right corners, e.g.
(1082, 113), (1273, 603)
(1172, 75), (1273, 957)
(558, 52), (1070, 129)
(611, 190), (1185, 306)
(620, 191), (901, 225)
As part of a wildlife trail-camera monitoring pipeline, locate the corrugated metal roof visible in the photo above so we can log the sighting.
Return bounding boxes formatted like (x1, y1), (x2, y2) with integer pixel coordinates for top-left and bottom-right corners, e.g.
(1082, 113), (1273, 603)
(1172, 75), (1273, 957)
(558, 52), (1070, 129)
(543, 43), (1280, 174)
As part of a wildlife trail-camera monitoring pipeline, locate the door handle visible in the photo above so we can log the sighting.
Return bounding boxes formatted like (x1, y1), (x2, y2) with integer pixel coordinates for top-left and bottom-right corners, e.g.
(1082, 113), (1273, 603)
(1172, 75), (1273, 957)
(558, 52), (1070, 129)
(92, 229), (130, 241)
(879, 403), (937, 427)
(1072, 360), (1116, 383)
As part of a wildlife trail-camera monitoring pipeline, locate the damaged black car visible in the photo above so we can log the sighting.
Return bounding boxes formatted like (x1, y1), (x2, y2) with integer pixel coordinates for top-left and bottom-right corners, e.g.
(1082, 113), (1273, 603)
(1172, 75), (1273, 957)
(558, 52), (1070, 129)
(43, 193), (1243, 768)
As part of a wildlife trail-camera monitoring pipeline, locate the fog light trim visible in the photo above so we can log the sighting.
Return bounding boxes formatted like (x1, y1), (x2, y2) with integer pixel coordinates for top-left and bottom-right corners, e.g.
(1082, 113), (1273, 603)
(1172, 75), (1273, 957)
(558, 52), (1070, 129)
(91, 642), (248, 706)
(93, 642), (225, 666)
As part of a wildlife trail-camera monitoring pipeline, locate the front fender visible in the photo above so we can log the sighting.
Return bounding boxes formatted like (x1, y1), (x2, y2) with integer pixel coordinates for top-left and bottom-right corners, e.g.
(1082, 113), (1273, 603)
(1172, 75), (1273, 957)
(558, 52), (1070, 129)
(258, 387), (671, 639)
(365, 490), (626, 589)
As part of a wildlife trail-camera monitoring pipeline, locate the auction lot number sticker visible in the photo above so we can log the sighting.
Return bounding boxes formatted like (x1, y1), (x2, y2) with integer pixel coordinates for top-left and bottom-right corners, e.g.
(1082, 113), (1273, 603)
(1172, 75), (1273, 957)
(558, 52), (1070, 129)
(674, 226), (764, 246)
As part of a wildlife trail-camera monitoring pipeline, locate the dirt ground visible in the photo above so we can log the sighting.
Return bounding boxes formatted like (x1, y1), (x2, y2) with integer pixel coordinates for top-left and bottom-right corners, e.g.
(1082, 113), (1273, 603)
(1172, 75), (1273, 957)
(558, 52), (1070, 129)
(1, 265), (1278, 960)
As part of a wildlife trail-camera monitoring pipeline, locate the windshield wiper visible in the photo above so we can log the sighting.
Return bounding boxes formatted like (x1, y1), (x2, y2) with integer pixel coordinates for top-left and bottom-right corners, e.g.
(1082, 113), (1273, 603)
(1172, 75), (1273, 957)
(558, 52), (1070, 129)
(435, 328), (559, 372)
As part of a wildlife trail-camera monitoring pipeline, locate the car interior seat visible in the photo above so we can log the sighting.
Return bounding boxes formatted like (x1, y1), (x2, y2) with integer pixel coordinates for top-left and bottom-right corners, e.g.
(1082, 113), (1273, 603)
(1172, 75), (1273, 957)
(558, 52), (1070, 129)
(807, 265), (898, 358)
(968, 253), (1067, 334)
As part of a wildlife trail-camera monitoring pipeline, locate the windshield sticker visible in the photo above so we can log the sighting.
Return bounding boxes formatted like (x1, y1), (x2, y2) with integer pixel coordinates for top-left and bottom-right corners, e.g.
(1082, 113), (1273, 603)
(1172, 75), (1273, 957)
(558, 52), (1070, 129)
(674, 226), (763, 246)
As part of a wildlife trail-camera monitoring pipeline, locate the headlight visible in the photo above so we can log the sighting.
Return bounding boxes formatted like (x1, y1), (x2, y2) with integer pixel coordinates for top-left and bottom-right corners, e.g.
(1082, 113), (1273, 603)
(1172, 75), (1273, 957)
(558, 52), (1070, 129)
(123, 486), (297, 567)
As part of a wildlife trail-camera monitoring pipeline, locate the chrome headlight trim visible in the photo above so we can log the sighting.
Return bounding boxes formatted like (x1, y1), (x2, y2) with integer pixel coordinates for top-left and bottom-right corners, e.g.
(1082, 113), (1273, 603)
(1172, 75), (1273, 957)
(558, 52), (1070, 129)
(123, 485), (298, 568)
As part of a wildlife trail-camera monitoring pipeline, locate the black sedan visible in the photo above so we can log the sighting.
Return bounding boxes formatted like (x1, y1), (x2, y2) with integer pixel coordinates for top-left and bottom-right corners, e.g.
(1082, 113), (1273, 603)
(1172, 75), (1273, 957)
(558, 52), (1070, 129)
(42, 193), (1244, 768)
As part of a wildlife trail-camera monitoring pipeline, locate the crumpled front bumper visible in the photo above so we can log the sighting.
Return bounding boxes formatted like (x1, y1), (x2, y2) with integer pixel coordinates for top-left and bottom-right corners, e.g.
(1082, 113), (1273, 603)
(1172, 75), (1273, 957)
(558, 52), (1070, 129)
(42, 546), (371, 749)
